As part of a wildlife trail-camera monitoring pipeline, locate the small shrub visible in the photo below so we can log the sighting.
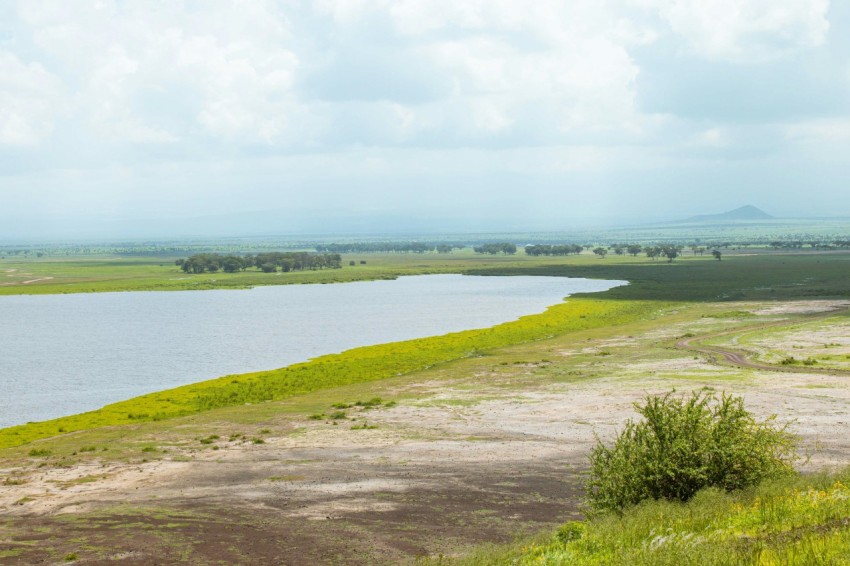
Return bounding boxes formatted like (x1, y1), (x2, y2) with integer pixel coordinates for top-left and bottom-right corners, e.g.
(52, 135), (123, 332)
(64, 552), (78, 562)
(307, 414), (325, 420)
(251, 438), (265, 444)
(141, 446), (157, 453)
(78, 446), (97, 453)
(28, 448), (51, 457)
(329, 411), (348, 420)
(587, 391), (797, 513)
(780, 356), (798, 365)
(556, 521), (586, 544)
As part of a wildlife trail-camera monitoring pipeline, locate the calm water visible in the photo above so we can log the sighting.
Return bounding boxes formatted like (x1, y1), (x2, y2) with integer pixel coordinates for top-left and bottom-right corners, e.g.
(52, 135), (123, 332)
(0, 274), (624, 427)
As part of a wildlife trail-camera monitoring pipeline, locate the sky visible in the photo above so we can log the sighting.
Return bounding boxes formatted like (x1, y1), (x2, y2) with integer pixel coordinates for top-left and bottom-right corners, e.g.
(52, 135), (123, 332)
(1, 0), (849, 239)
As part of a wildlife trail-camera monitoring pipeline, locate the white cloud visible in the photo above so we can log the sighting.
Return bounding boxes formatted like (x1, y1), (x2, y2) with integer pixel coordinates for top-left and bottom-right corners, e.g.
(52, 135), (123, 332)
(310, 0), (652, 143)
(785, 118), (850, 143)
(653, 0), (830, 62)
(16, 0), (300, 143)
(0, 51), (65, 145)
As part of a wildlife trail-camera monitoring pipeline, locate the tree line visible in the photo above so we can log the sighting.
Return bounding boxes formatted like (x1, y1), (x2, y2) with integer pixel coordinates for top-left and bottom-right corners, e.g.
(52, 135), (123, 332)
(473, 243), (517, 255)
(176, 252), (342, 274)
(524, 244), (584, 256)
(521, 243), (723, 263)
(315, 242), (462, 254)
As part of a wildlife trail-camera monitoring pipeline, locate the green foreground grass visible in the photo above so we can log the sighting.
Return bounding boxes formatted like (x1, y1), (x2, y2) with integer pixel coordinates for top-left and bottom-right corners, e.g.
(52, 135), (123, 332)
(431, 471), (850, 565)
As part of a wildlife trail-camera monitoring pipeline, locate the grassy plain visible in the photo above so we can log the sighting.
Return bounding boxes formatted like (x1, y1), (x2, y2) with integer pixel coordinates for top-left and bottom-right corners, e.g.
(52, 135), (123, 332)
(0, 250), (589, 295)
(3, 249), (850, 563)
(434, 473), (850, 565)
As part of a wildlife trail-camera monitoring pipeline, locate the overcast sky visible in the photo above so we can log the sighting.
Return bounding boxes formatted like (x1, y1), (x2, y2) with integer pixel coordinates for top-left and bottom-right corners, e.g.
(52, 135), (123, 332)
(1, 0), (849, 239)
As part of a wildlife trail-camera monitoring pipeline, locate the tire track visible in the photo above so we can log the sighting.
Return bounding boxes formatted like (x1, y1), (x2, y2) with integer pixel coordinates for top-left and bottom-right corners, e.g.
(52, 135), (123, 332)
(676, 307), (850, 376)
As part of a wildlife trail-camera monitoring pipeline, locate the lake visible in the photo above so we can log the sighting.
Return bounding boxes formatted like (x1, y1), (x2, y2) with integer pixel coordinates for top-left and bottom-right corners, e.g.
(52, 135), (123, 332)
(0, 274), (624, 427)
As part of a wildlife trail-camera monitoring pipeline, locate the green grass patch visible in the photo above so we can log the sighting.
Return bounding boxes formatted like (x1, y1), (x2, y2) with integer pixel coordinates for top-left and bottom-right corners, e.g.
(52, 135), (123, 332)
(447, 473), (850, 565)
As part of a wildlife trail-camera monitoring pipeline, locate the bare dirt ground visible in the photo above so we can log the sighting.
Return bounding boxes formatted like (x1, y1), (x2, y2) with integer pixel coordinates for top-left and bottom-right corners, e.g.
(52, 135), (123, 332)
(3, 300), (850, 564)
(0, 270), (53, 286)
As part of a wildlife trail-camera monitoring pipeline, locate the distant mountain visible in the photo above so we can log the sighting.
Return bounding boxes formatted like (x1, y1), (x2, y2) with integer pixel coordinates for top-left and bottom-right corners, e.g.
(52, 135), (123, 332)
(680, 205), (775, 224)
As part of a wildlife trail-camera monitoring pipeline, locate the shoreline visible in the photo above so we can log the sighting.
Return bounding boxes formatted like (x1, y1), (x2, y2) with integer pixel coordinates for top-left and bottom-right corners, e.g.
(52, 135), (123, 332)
(0, 279), (640, 449)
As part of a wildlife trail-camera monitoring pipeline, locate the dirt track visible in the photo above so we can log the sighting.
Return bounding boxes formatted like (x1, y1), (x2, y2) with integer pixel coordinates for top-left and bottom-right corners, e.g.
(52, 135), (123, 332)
(676, 306), (850, 376)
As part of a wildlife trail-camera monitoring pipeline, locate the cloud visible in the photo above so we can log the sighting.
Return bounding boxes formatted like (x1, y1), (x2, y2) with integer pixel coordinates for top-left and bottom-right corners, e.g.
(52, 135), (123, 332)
(0, 51), (65, 145)
(785, 118), (850, 143)
(308, 0), (652, 145)
(2, 0), (850, 236)
(16, 0), (300, 143)
(653, 0), (830, 63)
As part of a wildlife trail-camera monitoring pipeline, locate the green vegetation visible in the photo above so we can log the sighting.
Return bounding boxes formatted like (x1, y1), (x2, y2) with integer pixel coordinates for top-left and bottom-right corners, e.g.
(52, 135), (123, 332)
(315, 242), (463, 253)
(176, 251), (342, 273)
(587, 392), (797, 513)
(525, 244), (584, 256)
(434, 394), (840, 565)
(447, 473), (850, 565)
(473, 243), (517, 255)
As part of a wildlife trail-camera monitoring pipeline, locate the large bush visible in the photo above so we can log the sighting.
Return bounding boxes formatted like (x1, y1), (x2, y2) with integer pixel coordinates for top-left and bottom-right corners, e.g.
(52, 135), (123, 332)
(587, 391), (797, 513)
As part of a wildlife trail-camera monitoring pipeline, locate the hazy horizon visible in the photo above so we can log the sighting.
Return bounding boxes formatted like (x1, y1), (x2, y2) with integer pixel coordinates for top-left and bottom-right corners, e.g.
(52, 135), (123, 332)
(2, 1), (850, 240)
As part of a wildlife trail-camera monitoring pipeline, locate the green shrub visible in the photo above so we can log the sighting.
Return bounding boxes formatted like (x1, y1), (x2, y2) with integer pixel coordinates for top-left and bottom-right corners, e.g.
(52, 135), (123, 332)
(587, 391), (797, 513)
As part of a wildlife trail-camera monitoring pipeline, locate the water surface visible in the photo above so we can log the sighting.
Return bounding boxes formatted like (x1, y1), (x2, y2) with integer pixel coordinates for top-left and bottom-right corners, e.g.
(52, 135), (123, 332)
(0, 274), (624, 427)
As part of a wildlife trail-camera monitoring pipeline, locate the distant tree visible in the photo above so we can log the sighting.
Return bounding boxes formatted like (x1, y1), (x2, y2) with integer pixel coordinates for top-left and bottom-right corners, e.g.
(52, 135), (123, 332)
(613, 246), (624, 256)
(646, 247), (660, 261)
(593, 247), (608, 259)
(260, 263), (277, 273)
(221, 255), (243, 273)
(662, 245), (682, 263)
(473, 243), (517, 255)
(627, 244), (642, 257)
(712, 250), (722, 261)
(524, 244), (584, 256)
(349, 260), (356, 266)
